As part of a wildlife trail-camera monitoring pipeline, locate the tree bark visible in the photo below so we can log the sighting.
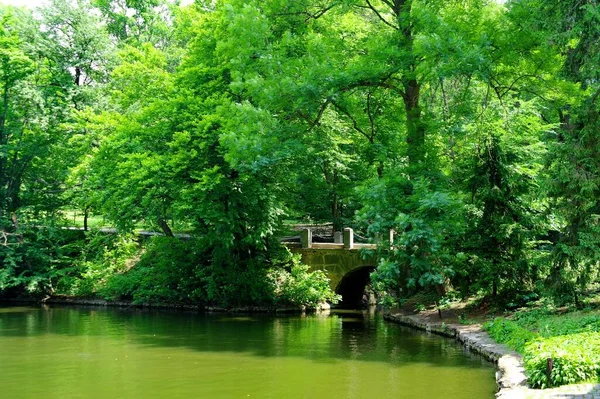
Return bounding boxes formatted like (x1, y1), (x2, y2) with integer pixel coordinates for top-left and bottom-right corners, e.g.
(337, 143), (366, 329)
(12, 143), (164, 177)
(403, 78), (425, 169)
(83, 207), (90, 232)
(157, 217), (174, 237)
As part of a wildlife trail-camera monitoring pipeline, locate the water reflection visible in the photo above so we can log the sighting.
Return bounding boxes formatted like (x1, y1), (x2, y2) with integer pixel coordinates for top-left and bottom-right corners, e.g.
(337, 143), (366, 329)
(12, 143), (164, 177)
(0, 305), (496, 399)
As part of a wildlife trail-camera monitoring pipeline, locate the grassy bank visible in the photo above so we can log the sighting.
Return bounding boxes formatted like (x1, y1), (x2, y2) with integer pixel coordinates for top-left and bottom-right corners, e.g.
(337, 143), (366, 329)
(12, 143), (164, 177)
(485, 304), (600, 389)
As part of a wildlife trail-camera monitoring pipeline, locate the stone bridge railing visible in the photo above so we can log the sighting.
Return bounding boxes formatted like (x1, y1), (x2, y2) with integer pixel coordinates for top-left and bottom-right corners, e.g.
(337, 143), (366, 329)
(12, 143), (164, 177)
(282, 228), (378, 251)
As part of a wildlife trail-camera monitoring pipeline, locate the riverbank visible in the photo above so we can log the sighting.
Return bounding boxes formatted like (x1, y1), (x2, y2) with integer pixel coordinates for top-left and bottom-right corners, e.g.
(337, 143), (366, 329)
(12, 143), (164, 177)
(384, 311), (600, 398)
(0, 296), (326, 314)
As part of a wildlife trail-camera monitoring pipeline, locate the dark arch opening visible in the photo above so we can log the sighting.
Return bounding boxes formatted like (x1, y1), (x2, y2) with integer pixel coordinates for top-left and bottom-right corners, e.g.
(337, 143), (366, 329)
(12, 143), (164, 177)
(335, 266), (376, 308)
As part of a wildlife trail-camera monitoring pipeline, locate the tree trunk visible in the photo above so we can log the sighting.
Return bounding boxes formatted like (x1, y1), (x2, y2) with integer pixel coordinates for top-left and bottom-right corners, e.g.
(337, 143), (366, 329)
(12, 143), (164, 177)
(331, 170), (342, 232)
(11, 212), (23, 243)
(83, 207), (89, 232)
(403, 79), (425, 169)
(0, 84), (9, 218)
(74, 67), (81, 87)
(393, 0), (426, 173)
(157, 217), (174, 237)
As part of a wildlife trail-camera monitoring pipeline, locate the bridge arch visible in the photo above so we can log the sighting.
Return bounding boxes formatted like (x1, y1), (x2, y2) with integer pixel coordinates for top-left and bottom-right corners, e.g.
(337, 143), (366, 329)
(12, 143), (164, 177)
(287, 246), (378, 307)
(335, 266), (376, 308)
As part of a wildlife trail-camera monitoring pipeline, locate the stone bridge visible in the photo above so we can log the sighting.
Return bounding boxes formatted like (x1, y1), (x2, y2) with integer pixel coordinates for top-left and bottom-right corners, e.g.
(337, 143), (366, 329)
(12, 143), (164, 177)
(283, 228), (383, 306)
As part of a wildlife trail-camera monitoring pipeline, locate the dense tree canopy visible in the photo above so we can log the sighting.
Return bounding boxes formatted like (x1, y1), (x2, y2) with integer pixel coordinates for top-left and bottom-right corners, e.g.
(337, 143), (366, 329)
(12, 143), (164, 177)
(1, 0), (600, 308)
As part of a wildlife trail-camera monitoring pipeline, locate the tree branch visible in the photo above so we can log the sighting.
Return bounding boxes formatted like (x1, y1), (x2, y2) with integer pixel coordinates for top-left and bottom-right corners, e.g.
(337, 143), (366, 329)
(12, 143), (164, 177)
(339, 70), (405, 97)
(366, 91), (376, 141)
(273, 2), (337, 22)
(359, 0), (399, 30)
(298, 98), (332, 131)
(331, 100), (371, 141)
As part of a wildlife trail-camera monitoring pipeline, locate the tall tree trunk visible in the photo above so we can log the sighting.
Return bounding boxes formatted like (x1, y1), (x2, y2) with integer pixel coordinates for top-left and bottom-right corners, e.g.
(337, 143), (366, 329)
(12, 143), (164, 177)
(74, 67), (81, 87)
(331, 170), (342, 232)
(11, 212), (23, 243)
(394, 0), (425, 172)
(403, 79), (425, 169)
(0, 84), (9, 219)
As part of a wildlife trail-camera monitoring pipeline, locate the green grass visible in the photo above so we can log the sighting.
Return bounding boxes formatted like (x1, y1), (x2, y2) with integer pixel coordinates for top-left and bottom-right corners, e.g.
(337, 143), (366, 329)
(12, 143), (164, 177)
(61, 210), (111, 229)
(60, 210), (193, 233)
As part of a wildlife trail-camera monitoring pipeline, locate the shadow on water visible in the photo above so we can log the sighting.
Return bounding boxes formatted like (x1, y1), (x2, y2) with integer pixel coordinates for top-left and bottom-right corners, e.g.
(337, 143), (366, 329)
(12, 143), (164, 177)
(0, 304), (492, 372)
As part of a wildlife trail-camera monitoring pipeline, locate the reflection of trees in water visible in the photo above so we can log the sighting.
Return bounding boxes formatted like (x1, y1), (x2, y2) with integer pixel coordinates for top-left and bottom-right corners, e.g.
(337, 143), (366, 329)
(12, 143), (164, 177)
(0, 306), (486, 368)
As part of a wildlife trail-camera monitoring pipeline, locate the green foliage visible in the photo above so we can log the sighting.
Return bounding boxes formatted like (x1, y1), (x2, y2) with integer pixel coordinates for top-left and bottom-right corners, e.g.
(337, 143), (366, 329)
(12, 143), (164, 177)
(101, 237), (205, 304)
(484, 318), (538, 353)
(0, 219), (79, 296)
(486, 306), (600, 388)
(5, 0), (600, 329)
(91, 0), (175, 47)
(271, 259), (341, 308)
(524, 333), (600, 389)
(98, 238), (339, 309)
(363, 176), (464, 295)
(63, 232), (139, 296)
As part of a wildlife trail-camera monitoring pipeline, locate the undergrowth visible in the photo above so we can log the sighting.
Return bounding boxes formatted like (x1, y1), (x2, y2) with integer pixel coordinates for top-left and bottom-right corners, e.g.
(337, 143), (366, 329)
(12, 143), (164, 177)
(485, 305), (600, 388)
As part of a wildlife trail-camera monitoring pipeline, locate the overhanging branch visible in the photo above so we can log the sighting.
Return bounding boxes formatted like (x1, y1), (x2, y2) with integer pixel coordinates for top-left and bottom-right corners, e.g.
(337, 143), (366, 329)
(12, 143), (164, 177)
(358, 0), (399, 30)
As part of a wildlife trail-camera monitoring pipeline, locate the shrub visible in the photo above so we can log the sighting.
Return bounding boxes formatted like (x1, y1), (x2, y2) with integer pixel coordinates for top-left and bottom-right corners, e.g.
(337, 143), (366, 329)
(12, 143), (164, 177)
(270, 255), (340, 309)
(100, 240), (340, 309)
(204, 259), (276, 307)
(524, 333), (600, 388)
(485, 309), (600, 389)
(484, 318), (537, 353)
(65, 232), (139, 296)
(100, 237), (206, 304)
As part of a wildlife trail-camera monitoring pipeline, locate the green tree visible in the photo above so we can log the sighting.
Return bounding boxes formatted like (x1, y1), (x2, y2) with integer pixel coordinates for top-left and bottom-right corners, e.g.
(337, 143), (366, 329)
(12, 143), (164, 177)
(512, 0), (600, 304)
(92, 0), (177, 47)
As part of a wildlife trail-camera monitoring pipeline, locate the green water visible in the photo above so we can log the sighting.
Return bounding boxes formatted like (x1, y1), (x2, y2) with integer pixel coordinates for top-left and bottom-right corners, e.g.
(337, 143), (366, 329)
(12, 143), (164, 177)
(0, 306), (496, 398)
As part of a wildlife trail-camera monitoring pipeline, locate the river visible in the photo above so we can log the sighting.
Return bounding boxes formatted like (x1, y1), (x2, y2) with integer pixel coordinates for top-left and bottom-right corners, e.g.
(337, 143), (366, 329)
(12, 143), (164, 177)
(0, 305), (496, 398)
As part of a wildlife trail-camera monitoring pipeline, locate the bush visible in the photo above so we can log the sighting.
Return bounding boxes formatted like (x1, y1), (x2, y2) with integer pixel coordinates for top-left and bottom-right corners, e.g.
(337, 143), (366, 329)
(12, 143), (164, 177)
(100, 240), (340, 309)
(484, 318), (537, 353)
(270, 258), (341, 308)
(64, 232), (139, 296)
(485, 307), (600, 389)
(524, 333), (600, 388)
(0, 222), (81, 296)
(100, 237), (206, 304)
